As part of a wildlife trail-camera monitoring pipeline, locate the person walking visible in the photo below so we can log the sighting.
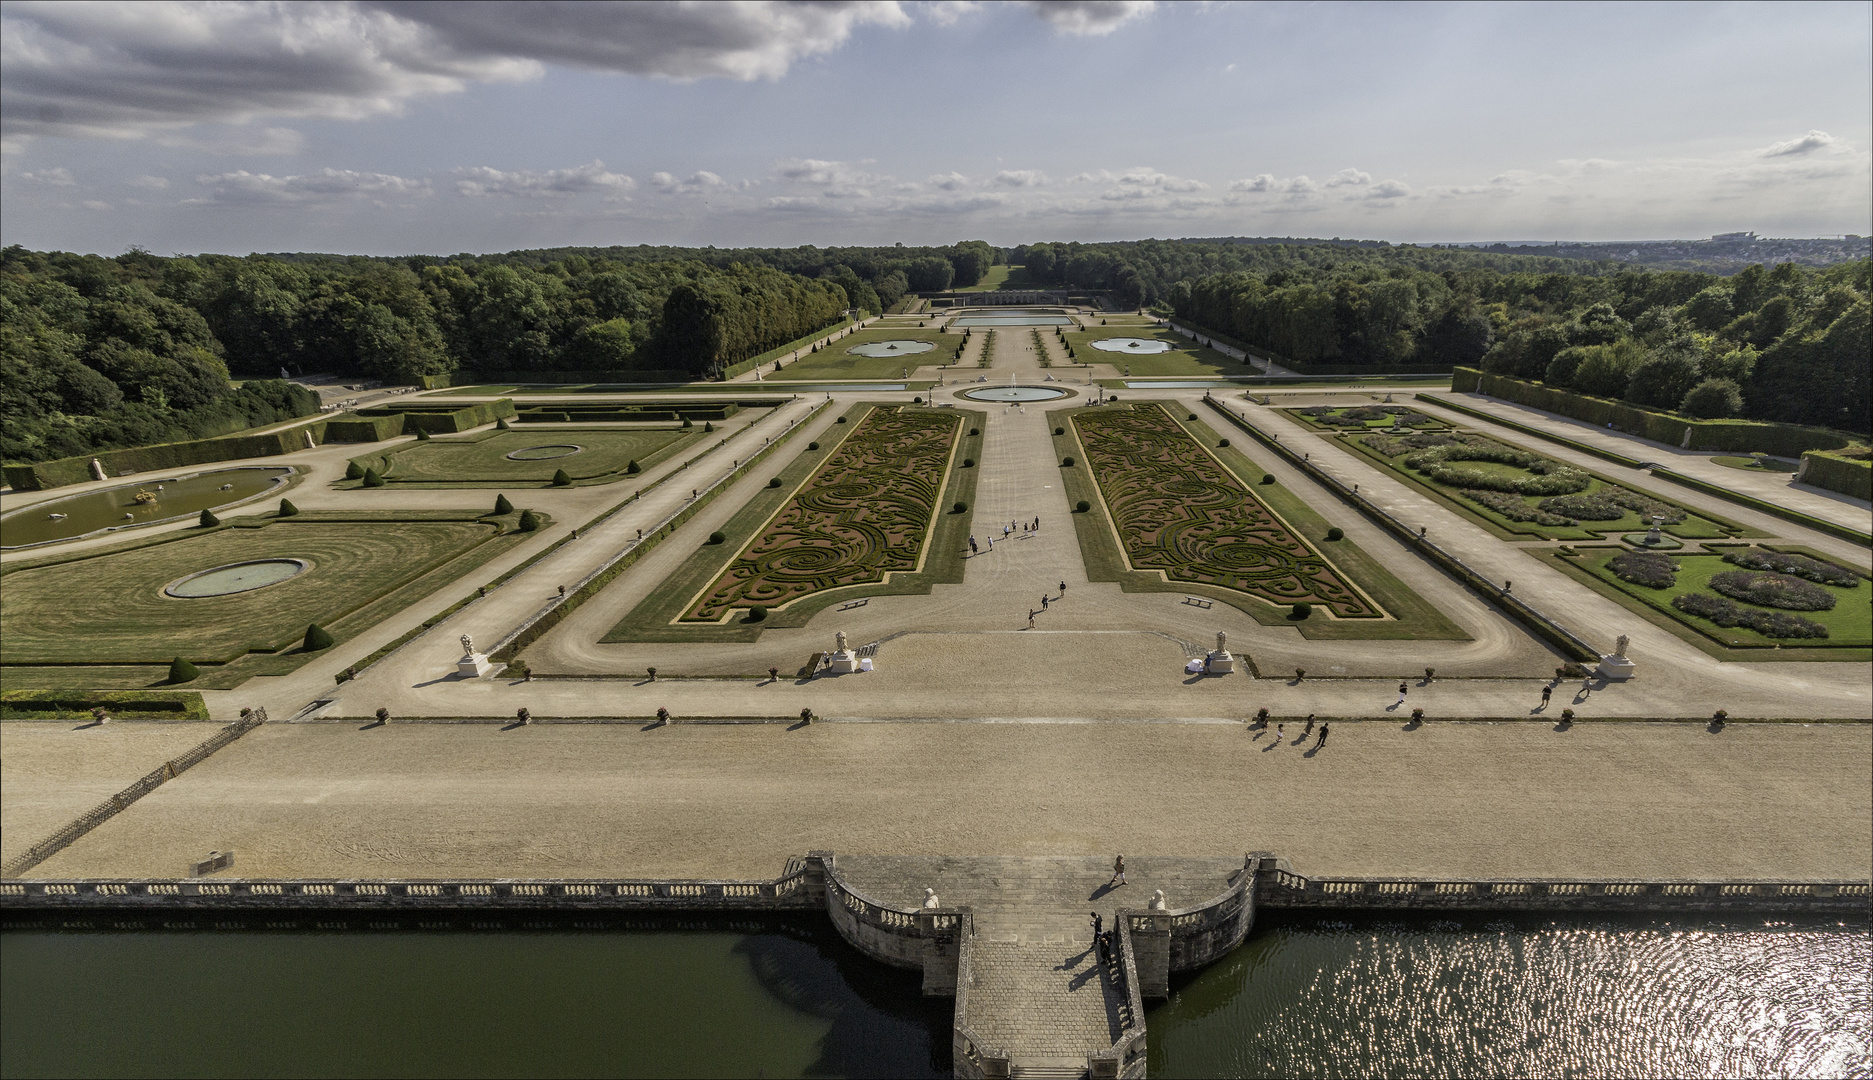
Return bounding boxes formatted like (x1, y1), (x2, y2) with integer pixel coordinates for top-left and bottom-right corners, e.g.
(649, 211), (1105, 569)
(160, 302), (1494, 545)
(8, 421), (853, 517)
(1028, 611), (1036, 629)
(1540, 683), (1553, 708)
(1316, 723), (1330, 749)
(1110, 855), (1127, 886)
(1302, 714), (1315, 739)
(1395, 681), (1408, 707)
(1042, 594), (1050, 610)
(1059, 580), (1067, 595)
(1276, 722), (1285, 742)
(969, 535), (978, 555)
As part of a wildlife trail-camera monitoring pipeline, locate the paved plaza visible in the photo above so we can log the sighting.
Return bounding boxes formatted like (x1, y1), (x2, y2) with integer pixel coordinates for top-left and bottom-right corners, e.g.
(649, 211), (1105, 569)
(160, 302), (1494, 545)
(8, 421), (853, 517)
(3, 307), (1870, 886)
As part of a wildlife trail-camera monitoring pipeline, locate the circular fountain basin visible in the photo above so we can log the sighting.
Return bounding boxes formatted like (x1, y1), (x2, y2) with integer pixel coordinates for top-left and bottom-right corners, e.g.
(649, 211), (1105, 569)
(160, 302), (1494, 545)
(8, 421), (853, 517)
(960, 386), (1071, 402)
(165, 559), (311, 598)
(505, 444), (584, 461)
(1090, 338), (1172, 353)
(848, 340), (937, 357)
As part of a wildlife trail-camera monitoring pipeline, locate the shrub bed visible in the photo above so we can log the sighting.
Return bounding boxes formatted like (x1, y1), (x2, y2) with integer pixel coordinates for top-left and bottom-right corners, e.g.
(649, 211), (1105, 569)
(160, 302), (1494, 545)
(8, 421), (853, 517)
(1608, 550), (1677, 588)
(1538, 487), (1686, 524)
(1460, 488), (1573, 525)
(1672, 593), (1829, 638)
(1707, 570), (1836, 611)
(1723, 549), (1859, 587)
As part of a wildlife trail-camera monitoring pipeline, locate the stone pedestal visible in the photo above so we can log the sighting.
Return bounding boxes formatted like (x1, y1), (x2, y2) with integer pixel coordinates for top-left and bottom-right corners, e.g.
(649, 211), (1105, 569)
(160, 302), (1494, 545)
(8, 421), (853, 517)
(1596, 653), (1636, 681)
(1206, 650), (1235, 674)
(827, 650), (859, 674)
(457, 651), (493, 678)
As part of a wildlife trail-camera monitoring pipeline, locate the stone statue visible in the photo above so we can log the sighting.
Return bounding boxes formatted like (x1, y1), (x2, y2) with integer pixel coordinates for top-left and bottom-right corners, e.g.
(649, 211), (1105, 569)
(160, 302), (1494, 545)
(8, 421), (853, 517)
(835, 630), (849, 654)
(460, 634), (475, 656)
(1149, 889), (1167, 911)
(1216, 630), (1228, 654)
(923, 887), (940, 908)
(1614, 634), (1629, 658)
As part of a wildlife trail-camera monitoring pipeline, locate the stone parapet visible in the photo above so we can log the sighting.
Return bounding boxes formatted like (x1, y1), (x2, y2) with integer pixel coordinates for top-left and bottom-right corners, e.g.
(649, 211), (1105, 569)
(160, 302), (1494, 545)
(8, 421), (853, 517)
(1254, 862), (1871, 914)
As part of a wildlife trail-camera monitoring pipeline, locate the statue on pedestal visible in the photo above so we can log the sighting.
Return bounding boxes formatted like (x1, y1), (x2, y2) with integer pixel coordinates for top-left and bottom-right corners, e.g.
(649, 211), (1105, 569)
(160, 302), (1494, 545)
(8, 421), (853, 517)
(461, 634), (475, 656)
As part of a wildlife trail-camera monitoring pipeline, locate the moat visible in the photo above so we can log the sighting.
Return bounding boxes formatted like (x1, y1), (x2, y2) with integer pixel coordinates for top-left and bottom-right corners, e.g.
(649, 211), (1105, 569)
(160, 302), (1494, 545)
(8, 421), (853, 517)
(3, 914), (1864, 1078)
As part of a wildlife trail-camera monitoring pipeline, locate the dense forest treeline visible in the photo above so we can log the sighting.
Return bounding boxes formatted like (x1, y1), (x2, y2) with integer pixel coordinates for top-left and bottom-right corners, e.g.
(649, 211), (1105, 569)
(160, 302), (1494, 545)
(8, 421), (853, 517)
(4, 238), (1865, 465)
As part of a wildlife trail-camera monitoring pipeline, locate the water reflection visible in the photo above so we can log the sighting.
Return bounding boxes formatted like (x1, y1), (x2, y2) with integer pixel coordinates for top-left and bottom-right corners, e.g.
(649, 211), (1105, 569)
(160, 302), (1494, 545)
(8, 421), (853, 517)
(1150, 912), (1872, 1079)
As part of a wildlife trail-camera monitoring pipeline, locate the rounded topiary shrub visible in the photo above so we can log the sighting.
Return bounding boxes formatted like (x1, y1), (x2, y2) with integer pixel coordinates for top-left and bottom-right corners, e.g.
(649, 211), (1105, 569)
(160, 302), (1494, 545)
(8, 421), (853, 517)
(494, 494), (514, 515)
(551, 468), (572, 487)
(744, 606), (768, 623)
(495, 418), (511, 430)
(278, 499), (299, 517)
(707, 530), (727, 545)
(1075, 499), (1091, 513)
(415, 428), (432, 441)
(167, 657), (199, 684)
(345, 461), (364, 480)
(303, 624), (336, 651)
(1290, 602), (1313, 621)
(1260, 474), (1276, 485)
(1218, 439), (1230, 448)
(952, 501), (968, 514)
(1326, 527), (1344, 541)
(626, 460), (641, 475)
(198, 508), (220, 527)
(361, 468), (385, 488)
(969, 428), (980, 436)
(1061, 456), (1075, 467)
(768, 477), (783, 488)
(836, 416), (847, 424)
(1189, 413), (1198, 420)
(517, 509), (542, 532)
(1054, 426), (1065, 436)
(913, 396), (923, 404)
(808, 441), (820, 451)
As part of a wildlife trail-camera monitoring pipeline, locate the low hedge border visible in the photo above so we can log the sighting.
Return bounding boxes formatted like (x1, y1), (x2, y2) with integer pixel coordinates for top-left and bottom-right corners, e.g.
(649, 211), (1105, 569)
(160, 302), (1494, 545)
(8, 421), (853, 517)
(1647, 470), (1871, 547)
(491, 400), (830, 663)
(0, 689), (210, 721)
(1204, 398), (1601, 663)
(1415, 395), (1644, 467)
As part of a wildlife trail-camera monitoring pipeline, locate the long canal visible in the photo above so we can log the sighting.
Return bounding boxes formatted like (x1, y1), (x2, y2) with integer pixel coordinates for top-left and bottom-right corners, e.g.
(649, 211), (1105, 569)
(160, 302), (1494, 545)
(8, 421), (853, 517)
(3, 913), (1865, 1078)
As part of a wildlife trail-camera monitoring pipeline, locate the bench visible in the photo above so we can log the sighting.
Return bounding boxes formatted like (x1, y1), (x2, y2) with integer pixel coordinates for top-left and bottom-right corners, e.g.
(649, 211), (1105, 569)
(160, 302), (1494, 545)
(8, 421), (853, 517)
(839, 597), (869, 610)
(1182, 595), (1213, 609)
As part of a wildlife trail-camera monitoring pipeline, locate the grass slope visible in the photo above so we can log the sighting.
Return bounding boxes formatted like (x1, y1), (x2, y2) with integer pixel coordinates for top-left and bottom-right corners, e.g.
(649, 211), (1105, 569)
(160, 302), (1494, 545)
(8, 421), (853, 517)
(347, 426), (697, 488)
(1064, 327), (1252, 377)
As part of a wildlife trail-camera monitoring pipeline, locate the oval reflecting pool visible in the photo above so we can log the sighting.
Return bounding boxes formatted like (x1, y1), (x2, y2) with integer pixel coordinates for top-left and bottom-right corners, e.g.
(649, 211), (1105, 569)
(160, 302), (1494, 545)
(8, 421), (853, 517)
(505, 445), (584, 461)
(1090, 337), (1172, 353)
(960, 386), (1070, 402)
(848, 340), (936, 357)
(165, 558), (311, 598)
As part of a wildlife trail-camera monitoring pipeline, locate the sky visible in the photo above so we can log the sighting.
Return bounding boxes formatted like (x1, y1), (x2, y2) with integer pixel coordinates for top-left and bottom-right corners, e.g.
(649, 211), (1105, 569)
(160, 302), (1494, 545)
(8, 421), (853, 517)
(2, 0), (1869, 256)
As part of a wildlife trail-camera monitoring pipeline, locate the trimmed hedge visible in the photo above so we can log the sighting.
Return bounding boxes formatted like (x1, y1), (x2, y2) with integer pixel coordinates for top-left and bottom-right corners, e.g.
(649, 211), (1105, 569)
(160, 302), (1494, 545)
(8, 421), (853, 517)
(0, 689), (210, 721)
(1647, 469), (1871, 546)
(719, 317), (856, 380)
(1168, 317), (1453, 375)
(3, 422), (324, 491)
(357, 398), (516, 434)
(320, 413), (406, 443)
(1455, 368), (1861, 457)
(1799, 450), (1873, 501)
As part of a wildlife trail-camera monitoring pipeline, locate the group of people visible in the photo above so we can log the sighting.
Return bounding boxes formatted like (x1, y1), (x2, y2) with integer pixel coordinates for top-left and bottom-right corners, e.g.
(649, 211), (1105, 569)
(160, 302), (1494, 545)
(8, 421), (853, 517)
(1026, 580), (1068, 628)
(1265, 713), (1330, 749)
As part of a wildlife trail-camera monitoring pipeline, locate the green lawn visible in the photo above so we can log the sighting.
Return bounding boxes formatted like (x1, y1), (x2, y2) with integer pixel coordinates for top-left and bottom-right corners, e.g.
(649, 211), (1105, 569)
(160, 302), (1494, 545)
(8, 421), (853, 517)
(1339, 430), (1751, 542)
(1573, 547), (1869, 649)
(1048, 405), (1467, 642)
(0, 510), (538, 688)
(767, 327), (965, 381)
(1282, 405), (1448, 432)
(603, 405), (985, 644)
(1063, 328), (1254, 377)
(348, 427), (697, 487)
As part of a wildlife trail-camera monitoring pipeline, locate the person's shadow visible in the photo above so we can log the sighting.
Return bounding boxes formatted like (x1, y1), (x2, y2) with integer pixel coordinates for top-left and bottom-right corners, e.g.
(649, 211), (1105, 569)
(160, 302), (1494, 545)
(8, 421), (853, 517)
(1303, 744), (1322, 758)
(1088, 882), (1121, 900)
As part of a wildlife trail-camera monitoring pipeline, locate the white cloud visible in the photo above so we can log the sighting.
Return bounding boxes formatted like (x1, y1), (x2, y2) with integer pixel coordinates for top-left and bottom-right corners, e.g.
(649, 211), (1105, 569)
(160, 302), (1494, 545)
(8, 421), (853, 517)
(773, 157), (885, 198)
(1, 1), (910, 144)
(156, 126), (307, 157)
(81, 199), (112, 211)
(455, 160), (634, 199)
(1324, 168), (1371, 188)
(922, 1), (983, 27)
(19, 167), (76, 186)
(1229, 174), (1276, 193)
(1759, 130), (1842, 158)
(1367, 179), (1411, 200)
(992, 169), (1048, 187)
(1022, 1), (1155, 36)
(649, 170), (729, 195)
(128, 175), (170, 190)
(927, 171), (970, 190)
(192, 168), (431, 206)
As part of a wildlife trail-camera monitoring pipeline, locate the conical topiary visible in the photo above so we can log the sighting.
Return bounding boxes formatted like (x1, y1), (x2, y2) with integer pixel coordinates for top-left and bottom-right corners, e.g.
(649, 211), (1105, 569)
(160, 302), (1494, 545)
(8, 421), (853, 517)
(415, 428), (432, 441)
(362, 467), (385, 488)
(518, 509), (542, 532)
(198, 508), (220, 527)
(551, 468), (572, 486)
(345, 461), (364, 480)
(303, 624), (336, 651)
(496, 418), (511, 430)
(626, 460), (641, 475)
(167, 657), (199, 684)
(278, 498), (299, 517)
(494, 494), (514, 515)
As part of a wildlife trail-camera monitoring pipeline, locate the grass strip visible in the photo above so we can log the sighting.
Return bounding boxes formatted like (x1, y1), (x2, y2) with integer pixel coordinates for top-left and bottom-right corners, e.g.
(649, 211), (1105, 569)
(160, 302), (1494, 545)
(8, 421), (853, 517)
(1647, 470), (1871, 547)
(1416, 394), (1644, 467)
(0, 689), (210, 722)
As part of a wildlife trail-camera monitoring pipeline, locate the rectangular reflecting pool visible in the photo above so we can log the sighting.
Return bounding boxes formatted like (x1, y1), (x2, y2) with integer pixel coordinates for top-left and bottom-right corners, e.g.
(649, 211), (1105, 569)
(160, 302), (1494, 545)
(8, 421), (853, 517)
(950, 316), (1075, 326)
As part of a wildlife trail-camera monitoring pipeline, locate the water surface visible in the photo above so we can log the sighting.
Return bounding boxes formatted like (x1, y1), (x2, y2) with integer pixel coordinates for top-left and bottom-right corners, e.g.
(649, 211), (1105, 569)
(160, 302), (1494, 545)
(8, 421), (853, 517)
(1, 467), (293, 548)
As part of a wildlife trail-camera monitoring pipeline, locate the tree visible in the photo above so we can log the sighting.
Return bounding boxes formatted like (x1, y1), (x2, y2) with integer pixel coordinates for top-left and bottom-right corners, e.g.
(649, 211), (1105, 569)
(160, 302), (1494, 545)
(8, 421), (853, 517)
(518, 509), (542, 531)
(198, 508), (220, 527)
(494, 493), (514, 515)
(1623, 352), (1699, 409)
(278, 498), (299, 516)
(1571, 340), (1645, 398)
(1679, 378), (1745, 419)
